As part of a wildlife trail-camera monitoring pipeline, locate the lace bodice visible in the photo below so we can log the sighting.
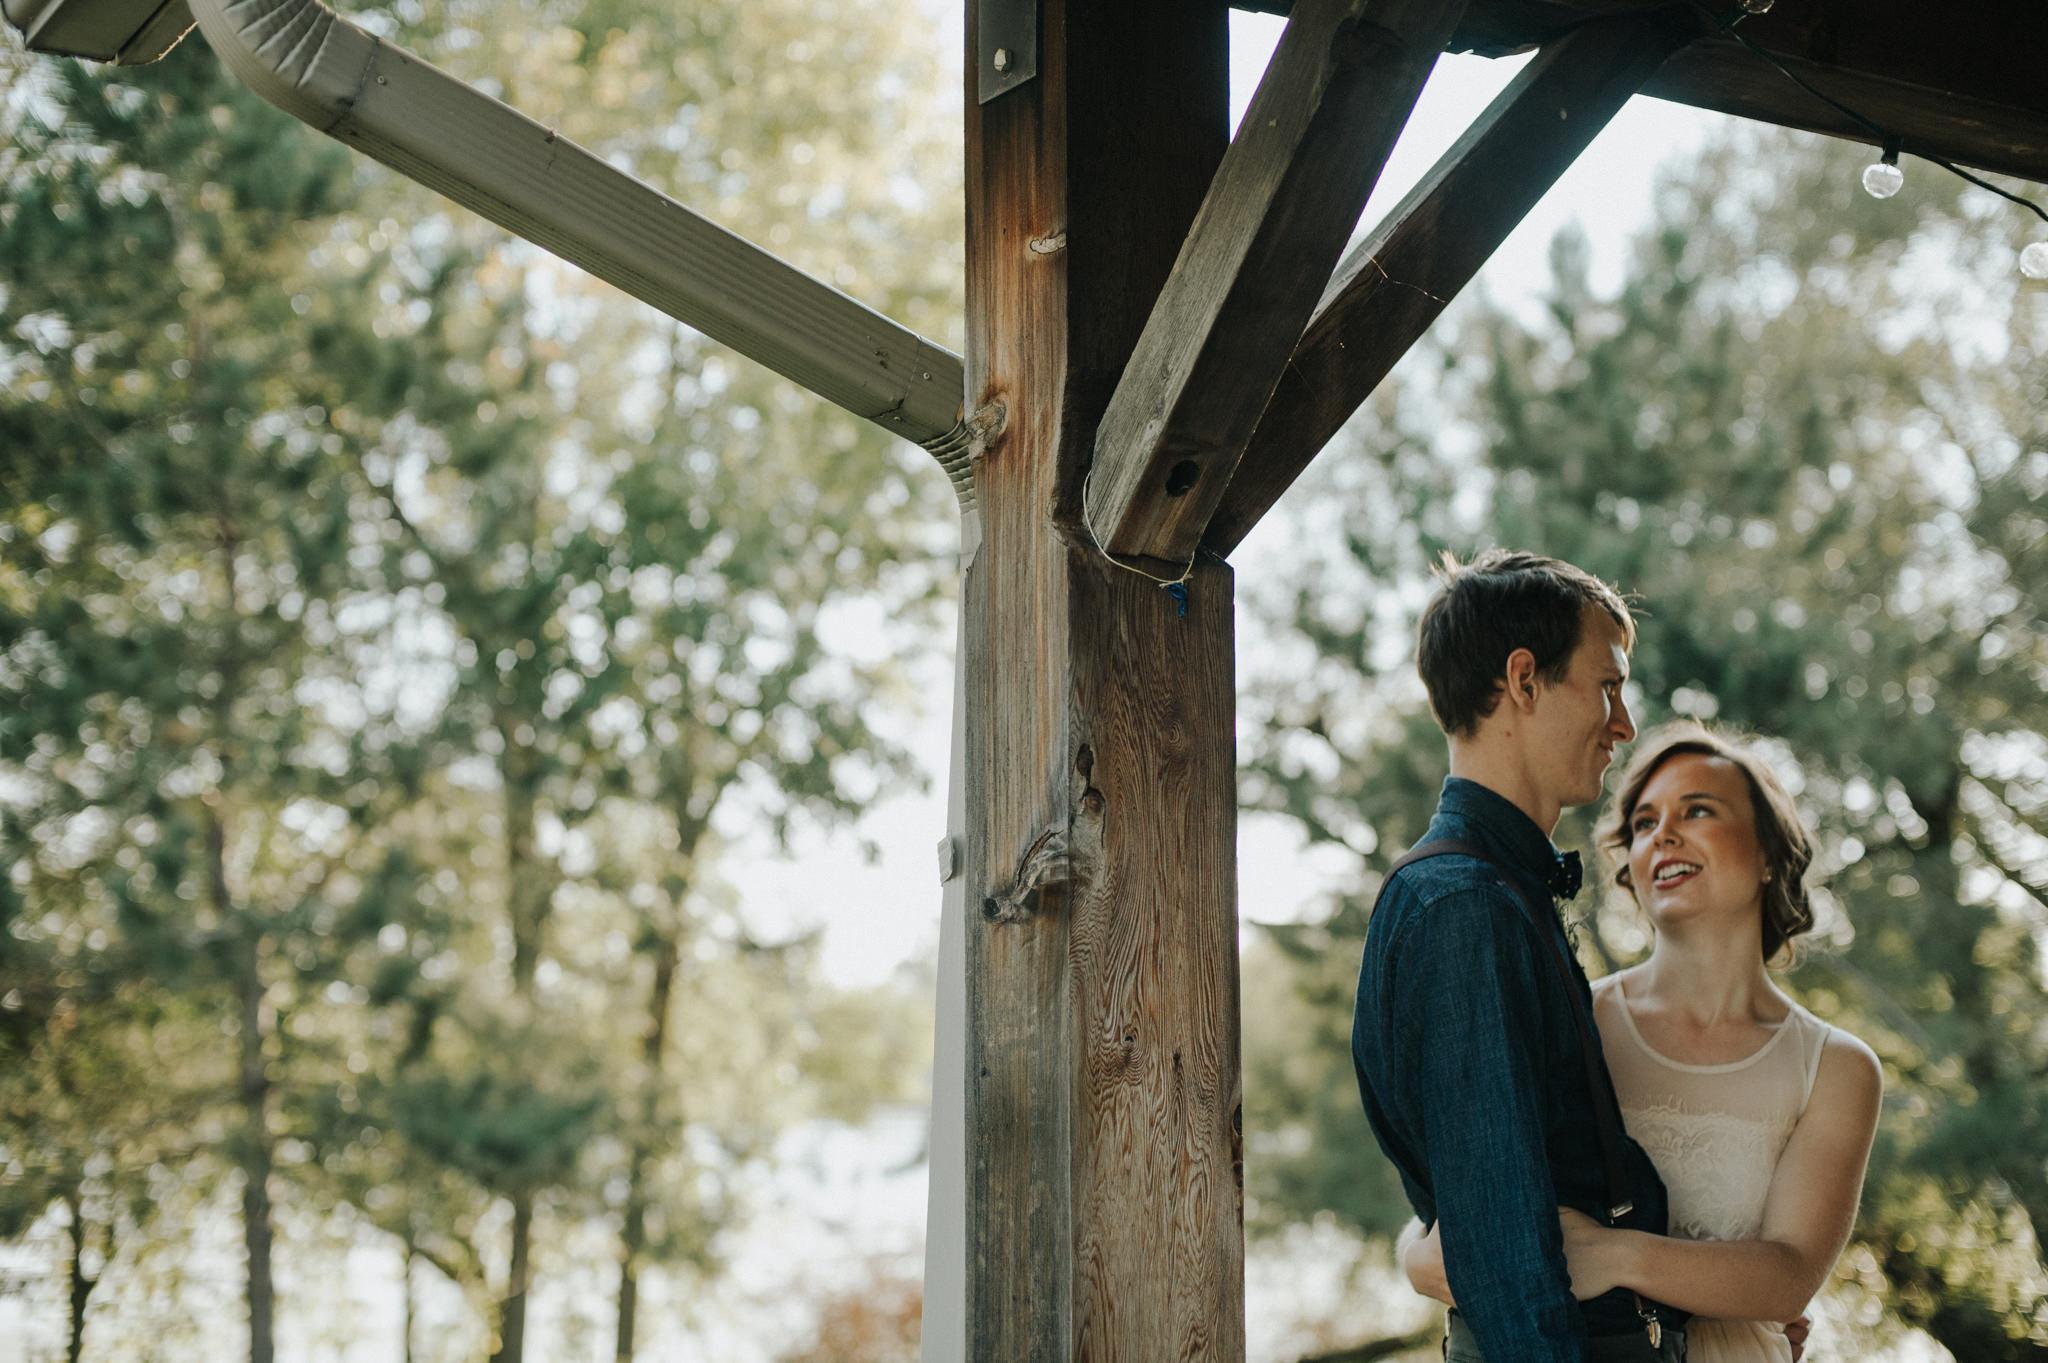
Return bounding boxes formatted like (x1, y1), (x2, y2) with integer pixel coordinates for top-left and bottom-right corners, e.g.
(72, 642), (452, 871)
(1593, 974), (1834, 1363)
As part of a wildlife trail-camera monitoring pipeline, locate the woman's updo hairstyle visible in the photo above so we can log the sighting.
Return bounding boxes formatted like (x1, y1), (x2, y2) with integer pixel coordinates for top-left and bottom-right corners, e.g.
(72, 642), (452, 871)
(1598, 723), (1816, 964)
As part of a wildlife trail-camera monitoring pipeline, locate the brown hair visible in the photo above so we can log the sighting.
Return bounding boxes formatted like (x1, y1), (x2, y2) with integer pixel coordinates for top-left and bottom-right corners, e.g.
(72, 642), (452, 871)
(1598, 723), (1816, 964)
(1416, 549), (1636, 738)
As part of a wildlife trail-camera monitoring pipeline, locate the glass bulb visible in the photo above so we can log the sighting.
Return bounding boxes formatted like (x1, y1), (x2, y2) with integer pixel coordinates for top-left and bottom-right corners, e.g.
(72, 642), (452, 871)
(1862, 160), (1904, 199)
(2023, 241), (2048, 280)
(1738, 0), (1774, 12)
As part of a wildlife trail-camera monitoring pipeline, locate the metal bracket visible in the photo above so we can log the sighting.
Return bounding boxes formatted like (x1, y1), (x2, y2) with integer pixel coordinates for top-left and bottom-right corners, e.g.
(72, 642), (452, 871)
(977, 0), (1038, 104)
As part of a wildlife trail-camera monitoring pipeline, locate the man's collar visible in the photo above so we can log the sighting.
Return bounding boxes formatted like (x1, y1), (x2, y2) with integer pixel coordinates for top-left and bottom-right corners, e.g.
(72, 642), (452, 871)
(1438, 776), (1583, 901)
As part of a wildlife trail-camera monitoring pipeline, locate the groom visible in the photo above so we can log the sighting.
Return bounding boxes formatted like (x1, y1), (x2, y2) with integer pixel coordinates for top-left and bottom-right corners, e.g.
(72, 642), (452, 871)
(1352, 550), (1681, 1362)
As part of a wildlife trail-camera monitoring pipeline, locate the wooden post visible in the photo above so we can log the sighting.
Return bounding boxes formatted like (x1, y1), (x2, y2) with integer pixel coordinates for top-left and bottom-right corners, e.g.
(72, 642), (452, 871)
(950, 1), (1241, 1358)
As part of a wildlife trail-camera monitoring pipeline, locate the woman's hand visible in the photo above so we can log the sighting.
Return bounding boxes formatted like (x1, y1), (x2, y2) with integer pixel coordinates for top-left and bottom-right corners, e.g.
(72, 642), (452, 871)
(1558, 1207), (1628, 1301)
(1404, 1210), (1627, 1306)
(1398, 1217), (1455, 1306)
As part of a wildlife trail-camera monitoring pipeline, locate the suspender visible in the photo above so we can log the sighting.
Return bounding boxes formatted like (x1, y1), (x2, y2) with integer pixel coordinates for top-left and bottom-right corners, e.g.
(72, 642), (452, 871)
(1382, 838), (1634, 1222)
(1379, 838), (1668, 1345)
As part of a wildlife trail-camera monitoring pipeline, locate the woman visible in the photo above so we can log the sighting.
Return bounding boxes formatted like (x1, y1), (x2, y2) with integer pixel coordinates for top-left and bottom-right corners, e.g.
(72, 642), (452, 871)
(1403, 725), (1883, 1362)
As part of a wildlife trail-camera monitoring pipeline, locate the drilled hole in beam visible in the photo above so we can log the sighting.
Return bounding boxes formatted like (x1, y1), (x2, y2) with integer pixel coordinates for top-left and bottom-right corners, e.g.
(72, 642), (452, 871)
(1164, 460), (1201, 497)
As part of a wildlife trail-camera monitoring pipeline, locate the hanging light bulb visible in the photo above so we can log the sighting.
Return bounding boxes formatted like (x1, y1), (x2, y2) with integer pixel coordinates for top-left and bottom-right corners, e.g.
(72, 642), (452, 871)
(1862, 140), (1904, 200)
(1862, 160), (1903, 199)
(2022, 241), (2048, 280)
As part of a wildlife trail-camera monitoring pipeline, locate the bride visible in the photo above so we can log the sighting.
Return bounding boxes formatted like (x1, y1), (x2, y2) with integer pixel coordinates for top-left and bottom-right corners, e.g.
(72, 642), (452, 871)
(1404, 725), (1883, 1362)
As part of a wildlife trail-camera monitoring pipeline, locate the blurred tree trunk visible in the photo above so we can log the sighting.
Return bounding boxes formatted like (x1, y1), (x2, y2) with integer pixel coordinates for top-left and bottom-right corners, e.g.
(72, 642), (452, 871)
(238, 950), (278, 1363)
(614, 925), (682, 1363)
(402, 1235), (416, 1363)
(63, 1185), (95, 1363)
(490, 724), (551, 1363)
(214, 794), (276, 1363)
(490, 1198), (533, 1363)
(204, 487), (278, 1363)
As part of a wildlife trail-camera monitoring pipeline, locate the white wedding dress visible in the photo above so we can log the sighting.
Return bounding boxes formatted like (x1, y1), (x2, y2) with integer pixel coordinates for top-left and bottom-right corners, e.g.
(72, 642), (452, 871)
(1592, 974), (1835, 1363)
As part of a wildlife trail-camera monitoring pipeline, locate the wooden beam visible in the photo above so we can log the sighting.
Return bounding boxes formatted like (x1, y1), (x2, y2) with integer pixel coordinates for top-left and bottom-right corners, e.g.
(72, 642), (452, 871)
(1641, 40), (2048, 186)
(1448, 0), (2048, 184)
(1202, 10), (1691, 557)
(1085, 0), (1470, 577)
(1640, 0), (2048, 184)
(956, 1), (1244, 1359)
(1244, 0), (2048, 185)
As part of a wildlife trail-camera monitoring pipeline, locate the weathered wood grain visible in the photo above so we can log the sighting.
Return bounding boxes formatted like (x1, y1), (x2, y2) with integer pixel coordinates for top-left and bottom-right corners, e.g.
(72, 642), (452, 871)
(960, 0), (1243, 1358)
(1066, 551), (1241, 1362)
(1084, 0), (1469, 575)
(1202, 11), (1691, 557)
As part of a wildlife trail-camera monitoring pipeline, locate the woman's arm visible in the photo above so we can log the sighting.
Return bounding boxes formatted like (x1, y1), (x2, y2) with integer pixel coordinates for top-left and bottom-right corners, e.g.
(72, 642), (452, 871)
(1559, 1032), (1883, 1322)
(1398, 1217), (1455, 1306)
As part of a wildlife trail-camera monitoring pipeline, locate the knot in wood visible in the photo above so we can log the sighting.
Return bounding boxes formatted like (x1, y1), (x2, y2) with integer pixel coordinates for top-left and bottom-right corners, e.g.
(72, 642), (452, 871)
(1074, 742), (1106, 816)
(966, 397), (1008, 457)
(981, 826), (1070, 924)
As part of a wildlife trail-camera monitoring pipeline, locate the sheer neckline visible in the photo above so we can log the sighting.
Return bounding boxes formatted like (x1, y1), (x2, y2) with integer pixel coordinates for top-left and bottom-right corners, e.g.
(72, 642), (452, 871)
(1606, 972), (1798, 1075)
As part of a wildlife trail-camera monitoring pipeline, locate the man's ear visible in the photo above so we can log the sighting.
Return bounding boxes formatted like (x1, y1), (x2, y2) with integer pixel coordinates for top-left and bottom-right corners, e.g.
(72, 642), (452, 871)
(1502, 647), (1541, 714)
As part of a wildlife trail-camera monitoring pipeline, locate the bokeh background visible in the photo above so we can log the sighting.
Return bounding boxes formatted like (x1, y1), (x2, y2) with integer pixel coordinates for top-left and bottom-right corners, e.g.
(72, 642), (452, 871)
(4, 3), (2045, 1359)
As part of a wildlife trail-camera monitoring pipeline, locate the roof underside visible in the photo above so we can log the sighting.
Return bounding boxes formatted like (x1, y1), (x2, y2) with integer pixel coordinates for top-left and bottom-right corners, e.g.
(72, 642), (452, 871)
(1234, 0), (2048, 185)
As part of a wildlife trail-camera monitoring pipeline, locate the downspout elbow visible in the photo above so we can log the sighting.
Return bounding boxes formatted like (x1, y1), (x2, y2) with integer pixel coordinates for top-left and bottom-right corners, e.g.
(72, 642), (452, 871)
(187, 0), (374, 132)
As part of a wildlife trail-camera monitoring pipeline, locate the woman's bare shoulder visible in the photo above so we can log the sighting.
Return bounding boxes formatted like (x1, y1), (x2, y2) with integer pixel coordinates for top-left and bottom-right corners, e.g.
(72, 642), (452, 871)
(1801, 1024), (1882, 1140)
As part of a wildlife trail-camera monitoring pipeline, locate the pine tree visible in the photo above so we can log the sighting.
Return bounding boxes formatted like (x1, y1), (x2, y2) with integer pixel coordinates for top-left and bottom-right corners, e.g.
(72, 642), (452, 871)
(0, 36), (476, 1363)
(7, 0), (960, 1351)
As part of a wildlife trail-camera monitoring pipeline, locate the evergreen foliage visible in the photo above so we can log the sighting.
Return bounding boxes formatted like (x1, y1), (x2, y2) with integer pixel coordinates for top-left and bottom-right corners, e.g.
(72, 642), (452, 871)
(1, 0), (958, 1352)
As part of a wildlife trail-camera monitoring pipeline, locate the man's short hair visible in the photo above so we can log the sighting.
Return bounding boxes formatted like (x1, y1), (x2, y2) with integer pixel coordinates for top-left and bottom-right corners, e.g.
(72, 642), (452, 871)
(1416, 549), (1635, 738)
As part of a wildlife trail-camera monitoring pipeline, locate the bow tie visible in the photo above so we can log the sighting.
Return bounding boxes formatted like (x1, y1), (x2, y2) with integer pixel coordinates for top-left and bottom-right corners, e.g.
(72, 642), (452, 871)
(1547, 850), (1584, 901)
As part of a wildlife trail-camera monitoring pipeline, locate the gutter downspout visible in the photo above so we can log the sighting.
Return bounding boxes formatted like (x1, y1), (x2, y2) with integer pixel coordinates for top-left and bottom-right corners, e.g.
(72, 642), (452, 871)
(183, 0), (974, 506)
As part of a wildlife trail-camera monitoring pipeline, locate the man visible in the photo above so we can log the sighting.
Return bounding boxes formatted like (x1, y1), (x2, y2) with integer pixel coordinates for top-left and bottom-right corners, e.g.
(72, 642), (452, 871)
(1352, 549), (1680, 1362)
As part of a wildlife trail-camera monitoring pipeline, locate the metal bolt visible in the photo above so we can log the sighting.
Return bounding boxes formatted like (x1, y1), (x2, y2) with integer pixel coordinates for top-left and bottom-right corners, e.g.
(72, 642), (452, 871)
(993, 47), (1011, 72)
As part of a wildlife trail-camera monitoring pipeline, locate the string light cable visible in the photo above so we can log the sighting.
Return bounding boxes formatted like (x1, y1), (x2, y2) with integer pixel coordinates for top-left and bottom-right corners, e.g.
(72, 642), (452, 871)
(1685, 0), (2048, 277)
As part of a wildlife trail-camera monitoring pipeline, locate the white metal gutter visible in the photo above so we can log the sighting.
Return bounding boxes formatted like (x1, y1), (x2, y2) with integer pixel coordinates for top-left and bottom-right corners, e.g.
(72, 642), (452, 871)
(1, 0), (193, 63)
(178, 0), (973, 503)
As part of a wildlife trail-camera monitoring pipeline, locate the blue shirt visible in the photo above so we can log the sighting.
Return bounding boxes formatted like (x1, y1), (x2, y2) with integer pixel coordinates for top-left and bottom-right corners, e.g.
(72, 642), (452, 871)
(1352, 777), (1674, 1362)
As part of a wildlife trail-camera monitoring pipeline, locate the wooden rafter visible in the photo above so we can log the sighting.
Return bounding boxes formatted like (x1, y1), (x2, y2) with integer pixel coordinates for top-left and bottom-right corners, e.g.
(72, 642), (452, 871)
(1084, 0), (1470, 576)
(1640, 38), (2048, 186)
(1238, 0), (2048, 184)
(1203, 9), (1692, 556)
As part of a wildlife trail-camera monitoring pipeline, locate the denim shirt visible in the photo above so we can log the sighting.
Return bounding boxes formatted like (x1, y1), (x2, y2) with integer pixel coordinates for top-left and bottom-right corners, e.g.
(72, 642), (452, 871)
(1352, 777), (1675, 1362)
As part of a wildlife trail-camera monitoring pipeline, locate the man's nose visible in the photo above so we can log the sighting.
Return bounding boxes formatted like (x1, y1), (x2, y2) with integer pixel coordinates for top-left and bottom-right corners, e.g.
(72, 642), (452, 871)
(1612, 695), (1638, 741)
